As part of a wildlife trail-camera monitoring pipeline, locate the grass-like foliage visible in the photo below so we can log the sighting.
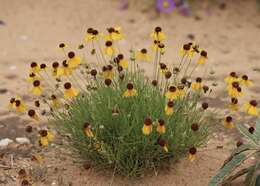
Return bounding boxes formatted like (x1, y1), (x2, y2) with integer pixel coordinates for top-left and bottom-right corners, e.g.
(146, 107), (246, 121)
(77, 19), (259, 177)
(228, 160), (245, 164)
(52, 71), (210, 177)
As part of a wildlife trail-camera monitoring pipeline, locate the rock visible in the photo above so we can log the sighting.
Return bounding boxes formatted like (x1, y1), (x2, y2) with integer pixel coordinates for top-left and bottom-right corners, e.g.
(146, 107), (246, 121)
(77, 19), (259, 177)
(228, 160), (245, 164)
(0, 138), (13, 148)
(0, 89), (8, 94)
(16, 137), (30, 144)
(0, 20), (5, 26)
(0, 172), (7, 184)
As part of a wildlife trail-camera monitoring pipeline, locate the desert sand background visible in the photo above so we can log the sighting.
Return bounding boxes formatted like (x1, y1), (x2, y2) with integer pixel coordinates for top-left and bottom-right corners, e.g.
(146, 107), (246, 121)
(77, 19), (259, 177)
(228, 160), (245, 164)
(0, 0), (260, 185)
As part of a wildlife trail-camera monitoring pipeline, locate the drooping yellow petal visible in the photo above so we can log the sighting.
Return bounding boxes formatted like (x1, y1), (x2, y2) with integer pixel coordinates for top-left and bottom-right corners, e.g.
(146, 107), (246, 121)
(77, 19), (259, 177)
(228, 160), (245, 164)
(40, 137), (49, 146)
(142, 125), (152, 135)
(119, 59), (128, 69)
(123, 89), (137, 97)
(165, 106), (173, 116)
(68, 56), (81, 68)
(104, 46), (116, 56)
(64, 88), (79, 98)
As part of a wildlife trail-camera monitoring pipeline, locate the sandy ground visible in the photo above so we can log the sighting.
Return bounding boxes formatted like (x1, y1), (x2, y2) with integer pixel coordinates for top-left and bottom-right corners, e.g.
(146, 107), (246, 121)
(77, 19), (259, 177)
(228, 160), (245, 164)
(0, 0), (260, 185)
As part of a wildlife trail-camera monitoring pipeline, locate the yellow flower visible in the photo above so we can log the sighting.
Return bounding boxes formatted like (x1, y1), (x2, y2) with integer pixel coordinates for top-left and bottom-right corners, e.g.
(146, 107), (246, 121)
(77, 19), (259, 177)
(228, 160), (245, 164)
(7, 97), (16, 110)
(117, 54), (128, 69)
(105, 27), (124, 41)
(165, 86), (178, 100)
(123, 83), (137, 97)
(27, 73), (38, 82)
(51, 95), (61, 108)
(58, 43), (68, 49)
(85, 28), (99, 42)
(39, 130), (54, 146)
(225, 72), (238, 84)
(177, 85), (186, 97)
(102, 65), (115, 79)
(188, 147), (197, 162)
(150, 27), (166, 41)
(62, 60), (73, 76)
(227, 82), (243, 97)
(29, 62), (40, 73)
(197, 50), (208, 65)
(67, 51), (81, 68)
(239, 75), (252, 86)
(30, 80), (43, 96)
(28, 109), (40, 121)
(52, 62), (60, 77)
(224, 116), (235, 129)
(179, 43), (192, 57)
(229, 97), (238, 112)
(244, 100), (258, 116)
(159, 63), (168, 74)
(157, 138), (168, 152)
(104, 41), (116, 56)
(64, 82), (79, 98)
(142, 118), (153, 135)
(14, 99), (26, 113)
(136, 48), (151, 62)
(83, 122), (94, 138)
(191, 77), (203, 90)
(156, 119), (166, 134)
(165, 101), (174, 115)
(151, 40), (166, 54)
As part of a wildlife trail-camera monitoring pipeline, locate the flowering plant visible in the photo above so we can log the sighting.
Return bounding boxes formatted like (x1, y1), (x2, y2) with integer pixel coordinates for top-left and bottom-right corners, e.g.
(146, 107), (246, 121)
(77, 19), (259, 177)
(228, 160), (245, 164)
(9, 27), (213, 178)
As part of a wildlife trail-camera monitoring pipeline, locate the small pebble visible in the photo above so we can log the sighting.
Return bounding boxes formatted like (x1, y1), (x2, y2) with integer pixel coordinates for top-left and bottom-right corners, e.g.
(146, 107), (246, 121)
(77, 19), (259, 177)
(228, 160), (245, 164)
(0, 89), (8, 94)
(0, 138), (13, 148)
(16, 137), (30, 144)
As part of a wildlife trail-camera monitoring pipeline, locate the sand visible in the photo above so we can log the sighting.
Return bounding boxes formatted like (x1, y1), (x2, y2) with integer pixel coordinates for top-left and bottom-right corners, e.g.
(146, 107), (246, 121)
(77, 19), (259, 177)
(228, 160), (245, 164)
(0, 0), (260, 185)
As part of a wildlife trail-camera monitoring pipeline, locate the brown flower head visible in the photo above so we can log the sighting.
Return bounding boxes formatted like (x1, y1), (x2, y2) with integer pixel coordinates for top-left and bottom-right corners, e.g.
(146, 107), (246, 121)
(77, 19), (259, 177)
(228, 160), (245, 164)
(189, 147), (197, 155)
(30, 62), (37, 68)
(68, 51), (75, 58)
(144, 117), (152, 126)
(127, 83), (134, 90)
(34, 100), (40, 107)
(158, 119), (165, 126)
(59, 43), (65, 48)
(202, 102), (209, 110)
(249, 100), (257, 107)
(169, 86), (176, 92)
(202, 85), (209, 93)
(105, 41), (112, 47)
(28, 109), (36, 117)
(52, 62), (59, 69)
(104, 79), (112, 86)
(155, 26), (162, 33)
(165, 71), (172, 79)
(141, 48), (147, 54)
(40, 63), (46, 69)
(64, 82), (72, 89)
(167, 101), (174, 108)
(90, 69), (97, 77)
(231, 97), (238, 104)
(200, 50), (207, 57)
(248, 127), (255, 134)
(33, 80), (40, 87)
(39, 129), (48, 137)
(25, 125), (33, 133)
(191, 123), (199, 131)
(152, 80), (158, 86)
(196, 77), (202, 83)
(225, 116), (232, 122)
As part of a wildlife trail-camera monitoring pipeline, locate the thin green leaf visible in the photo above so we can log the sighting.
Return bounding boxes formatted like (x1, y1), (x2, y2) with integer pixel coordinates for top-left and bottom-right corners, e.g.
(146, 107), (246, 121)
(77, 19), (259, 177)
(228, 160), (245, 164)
(209, 153), (247, 186)
(237, 124), (259, 146)
(244, 162), (260, 186)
